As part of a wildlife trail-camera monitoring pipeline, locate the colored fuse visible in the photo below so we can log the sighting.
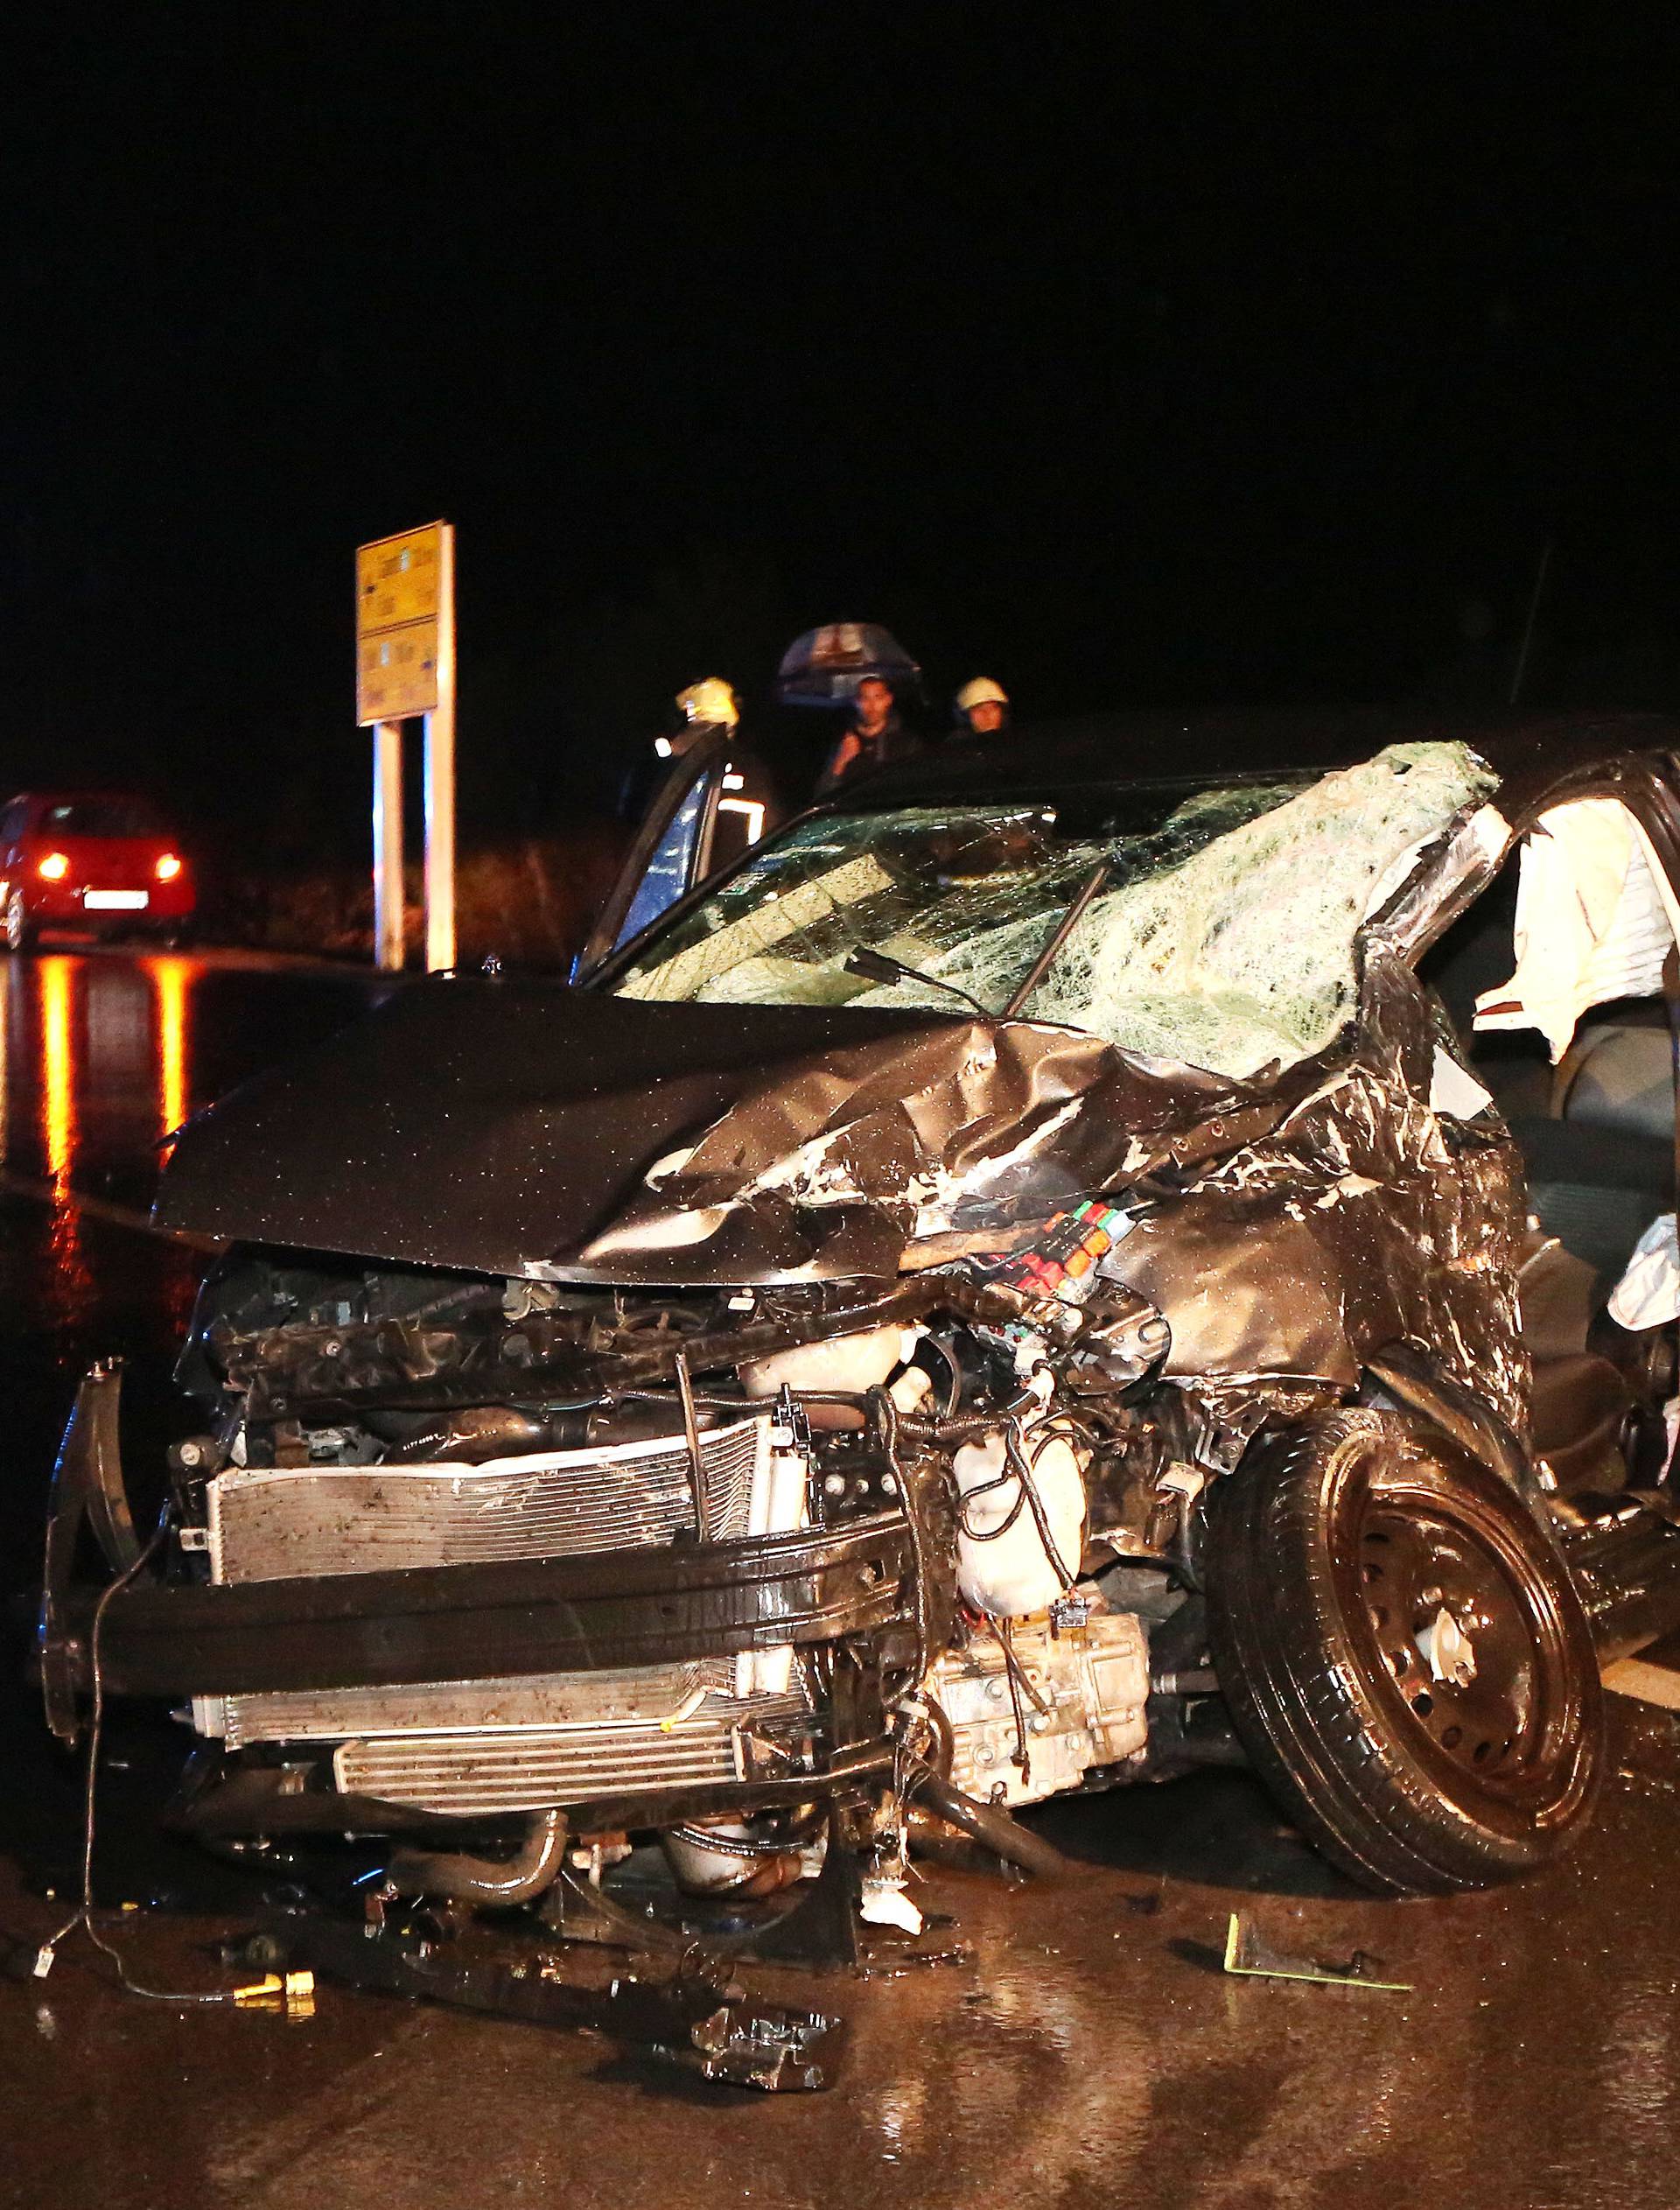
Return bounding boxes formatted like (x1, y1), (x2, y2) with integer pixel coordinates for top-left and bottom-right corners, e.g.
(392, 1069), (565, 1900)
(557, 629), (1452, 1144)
(989, 1200), (1132, 1307)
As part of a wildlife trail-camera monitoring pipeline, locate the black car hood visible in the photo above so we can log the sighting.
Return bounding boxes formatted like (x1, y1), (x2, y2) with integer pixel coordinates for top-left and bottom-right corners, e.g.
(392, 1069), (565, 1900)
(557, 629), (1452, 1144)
(156, 975), (1277, 1285)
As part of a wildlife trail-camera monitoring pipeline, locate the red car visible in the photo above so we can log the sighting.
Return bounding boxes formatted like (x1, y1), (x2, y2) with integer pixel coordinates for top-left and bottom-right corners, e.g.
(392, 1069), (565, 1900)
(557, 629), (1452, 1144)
(0, 790), (195, 951)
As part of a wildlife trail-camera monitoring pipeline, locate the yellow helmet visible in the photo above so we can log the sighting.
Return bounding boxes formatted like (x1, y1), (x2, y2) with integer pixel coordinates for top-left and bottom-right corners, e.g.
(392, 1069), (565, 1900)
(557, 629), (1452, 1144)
(676, 677), (740, 730)
(956, 677), (1008, 714)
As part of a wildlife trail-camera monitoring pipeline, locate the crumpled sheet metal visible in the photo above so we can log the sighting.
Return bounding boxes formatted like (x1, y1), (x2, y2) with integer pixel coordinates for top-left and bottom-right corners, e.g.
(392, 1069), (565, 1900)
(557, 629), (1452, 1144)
(1109, 1199), (1361, 1388)
(154, 767), (1538, 1438)
(153, 976), (1290, 1287)
(1102, 950), (1531, 1432)
(578, 1016), (1299, 1277)
(1361, 799), (1512, 964)
(593, 913), (1531, 1435)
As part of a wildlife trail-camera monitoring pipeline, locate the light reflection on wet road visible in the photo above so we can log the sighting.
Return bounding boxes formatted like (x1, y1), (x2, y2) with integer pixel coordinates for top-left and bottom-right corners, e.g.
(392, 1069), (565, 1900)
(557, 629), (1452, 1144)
(0, 948), (394, 1212)
(3, 951), (1680, 2207)
(0, 949), (392, 1358)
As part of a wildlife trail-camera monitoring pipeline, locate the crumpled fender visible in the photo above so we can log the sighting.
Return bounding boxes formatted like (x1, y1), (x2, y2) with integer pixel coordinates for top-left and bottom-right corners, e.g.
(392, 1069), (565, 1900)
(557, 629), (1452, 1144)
(1105, 1197), (1360, 1386)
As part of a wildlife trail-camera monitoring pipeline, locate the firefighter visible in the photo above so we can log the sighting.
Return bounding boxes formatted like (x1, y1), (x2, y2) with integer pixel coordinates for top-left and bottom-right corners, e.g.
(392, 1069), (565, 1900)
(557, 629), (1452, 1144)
(672, 678), (782, 866)
(619, 677), (745, 824)
(953, 676), (1011, 740)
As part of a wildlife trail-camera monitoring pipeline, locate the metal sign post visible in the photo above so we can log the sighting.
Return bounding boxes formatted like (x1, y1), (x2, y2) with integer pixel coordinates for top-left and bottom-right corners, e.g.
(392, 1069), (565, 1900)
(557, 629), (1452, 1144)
(424, 523), (457, 972)
(355, 522), (457, 972)
(372, 722), (405, 971)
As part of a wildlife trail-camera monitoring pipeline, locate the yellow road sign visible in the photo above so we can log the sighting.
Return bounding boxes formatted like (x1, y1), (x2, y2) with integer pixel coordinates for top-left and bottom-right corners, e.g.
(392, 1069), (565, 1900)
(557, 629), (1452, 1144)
(356, 523), (444, 721)
(358, 524), (443, 629)
(357, 622), (440, 723)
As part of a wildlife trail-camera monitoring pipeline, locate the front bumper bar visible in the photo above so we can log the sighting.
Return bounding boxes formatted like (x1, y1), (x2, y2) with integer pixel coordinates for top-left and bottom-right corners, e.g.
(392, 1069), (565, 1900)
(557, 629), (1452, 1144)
(51, 1516), (916, 1702)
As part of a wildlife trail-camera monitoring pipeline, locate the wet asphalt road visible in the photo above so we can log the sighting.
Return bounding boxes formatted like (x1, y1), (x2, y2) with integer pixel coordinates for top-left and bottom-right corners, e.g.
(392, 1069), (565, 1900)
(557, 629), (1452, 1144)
(4, 947), (1680, 2209)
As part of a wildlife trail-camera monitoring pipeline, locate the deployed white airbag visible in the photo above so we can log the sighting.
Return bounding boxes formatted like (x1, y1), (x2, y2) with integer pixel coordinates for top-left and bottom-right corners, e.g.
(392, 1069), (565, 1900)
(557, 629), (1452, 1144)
(1475, 799), (1680, 1062)
(1610, 1212), (1680, 1332)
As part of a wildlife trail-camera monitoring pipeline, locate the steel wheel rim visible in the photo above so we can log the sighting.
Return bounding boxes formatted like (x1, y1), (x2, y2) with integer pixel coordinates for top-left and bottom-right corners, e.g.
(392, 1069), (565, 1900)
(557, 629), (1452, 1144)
(1332, 1450), (1583, 1812)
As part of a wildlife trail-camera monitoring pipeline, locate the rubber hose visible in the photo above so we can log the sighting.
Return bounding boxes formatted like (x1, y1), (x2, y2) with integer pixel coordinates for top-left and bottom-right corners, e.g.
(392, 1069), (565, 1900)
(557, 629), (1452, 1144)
(388, 1807), (567, 1905)
(910, 1768), (1075, 1880)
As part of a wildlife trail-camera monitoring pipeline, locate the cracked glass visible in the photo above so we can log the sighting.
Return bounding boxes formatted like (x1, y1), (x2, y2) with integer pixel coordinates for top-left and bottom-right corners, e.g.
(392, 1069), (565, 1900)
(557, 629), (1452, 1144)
(614, 742), (1496, 1079)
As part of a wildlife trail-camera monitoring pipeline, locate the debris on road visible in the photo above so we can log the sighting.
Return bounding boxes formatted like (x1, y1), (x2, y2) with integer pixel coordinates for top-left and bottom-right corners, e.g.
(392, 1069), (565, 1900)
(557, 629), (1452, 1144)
(270, 1909), (845, 2092)
(1222, 1912), (1411, 1992)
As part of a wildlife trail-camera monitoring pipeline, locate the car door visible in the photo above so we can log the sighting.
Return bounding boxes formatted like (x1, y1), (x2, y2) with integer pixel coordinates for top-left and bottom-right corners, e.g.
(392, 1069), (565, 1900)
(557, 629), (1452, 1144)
(1413, 757), (1680, 1484)
(575, 727), (755, 979)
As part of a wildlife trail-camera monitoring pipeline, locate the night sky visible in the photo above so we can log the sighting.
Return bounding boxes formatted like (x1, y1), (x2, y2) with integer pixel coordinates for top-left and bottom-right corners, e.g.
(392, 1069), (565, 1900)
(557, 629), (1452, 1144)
(4, 9), (1678, 850)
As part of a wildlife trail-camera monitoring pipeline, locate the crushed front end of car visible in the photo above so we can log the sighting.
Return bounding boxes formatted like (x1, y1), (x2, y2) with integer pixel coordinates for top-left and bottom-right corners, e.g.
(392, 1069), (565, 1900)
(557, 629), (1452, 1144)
(45, 1220), (1175, 1899)
(42, 736), (1680, 1991)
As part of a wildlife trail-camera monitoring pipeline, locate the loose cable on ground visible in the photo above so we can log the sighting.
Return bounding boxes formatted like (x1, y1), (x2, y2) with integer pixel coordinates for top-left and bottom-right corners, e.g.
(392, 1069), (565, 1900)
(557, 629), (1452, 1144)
(36, 1519), (242, 2005)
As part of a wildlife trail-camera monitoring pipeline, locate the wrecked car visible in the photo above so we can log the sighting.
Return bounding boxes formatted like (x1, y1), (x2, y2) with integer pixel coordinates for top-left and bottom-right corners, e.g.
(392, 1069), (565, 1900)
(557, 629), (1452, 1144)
(40, 712), (1680, 1941)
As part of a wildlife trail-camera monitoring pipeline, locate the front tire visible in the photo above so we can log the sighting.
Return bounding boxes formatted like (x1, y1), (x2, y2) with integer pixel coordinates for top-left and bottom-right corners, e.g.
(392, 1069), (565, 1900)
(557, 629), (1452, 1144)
(1208, 1410), (1603, 1894)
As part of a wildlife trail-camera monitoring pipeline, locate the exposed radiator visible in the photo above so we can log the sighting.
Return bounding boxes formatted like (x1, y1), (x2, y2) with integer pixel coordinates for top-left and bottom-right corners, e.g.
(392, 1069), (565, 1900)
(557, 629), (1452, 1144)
(199, 1414), (816, 1814)
(208, 1417), (772, 1582)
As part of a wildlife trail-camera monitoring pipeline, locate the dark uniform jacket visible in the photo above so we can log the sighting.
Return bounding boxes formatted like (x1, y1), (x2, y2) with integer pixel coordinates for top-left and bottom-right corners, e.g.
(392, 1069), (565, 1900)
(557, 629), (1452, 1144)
(816, 711), (923, 794)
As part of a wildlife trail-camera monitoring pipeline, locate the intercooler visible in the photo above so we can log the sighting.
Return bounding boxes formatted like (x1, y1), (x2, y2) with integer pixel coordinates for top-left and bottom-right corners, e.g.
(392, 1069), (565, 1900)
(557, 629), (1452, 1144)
(192, 1660), (810, 1815)
(200, 1660), (744, 1745)
(336, 1720), (746, 1816)
(194, 1416), (816, 1814)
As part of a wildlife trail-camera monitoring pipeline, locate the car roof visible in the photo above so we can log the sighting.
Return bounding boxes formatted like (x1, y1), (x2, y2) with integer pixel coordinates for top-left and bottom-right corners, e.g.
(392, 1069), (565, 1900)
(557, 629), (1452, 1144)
(832, 706), (1680, 821)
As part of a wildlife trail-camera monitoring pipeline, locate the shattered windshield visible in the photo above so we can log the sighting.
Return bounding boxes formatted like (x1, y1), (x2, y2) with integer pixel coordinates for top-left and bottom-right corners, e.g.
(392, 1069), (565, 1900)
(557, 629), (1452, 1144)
(613, 741), (1498, 1078)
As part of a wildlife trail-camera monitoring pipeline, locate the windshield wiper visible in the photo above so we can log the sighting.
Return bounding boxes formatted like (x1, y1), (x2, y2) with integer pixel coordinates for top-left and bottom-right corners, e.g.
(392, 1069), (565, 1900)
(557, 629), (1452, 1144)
(843, 946), (994, 1019)
(1002, 857), (1114, 1019)
(842, 854), (1114, 1024)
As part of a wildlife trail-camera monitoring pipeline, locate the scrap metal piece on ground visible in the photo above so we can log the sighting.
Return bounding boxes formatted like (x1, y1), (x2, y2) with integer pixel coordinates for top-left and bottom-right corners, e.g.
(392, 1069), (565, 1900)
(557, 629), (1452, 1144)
(1222, 1912), (1411, 1992)
(690, 2003), (839, 2091)
(270, 1910), (844, 2091)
